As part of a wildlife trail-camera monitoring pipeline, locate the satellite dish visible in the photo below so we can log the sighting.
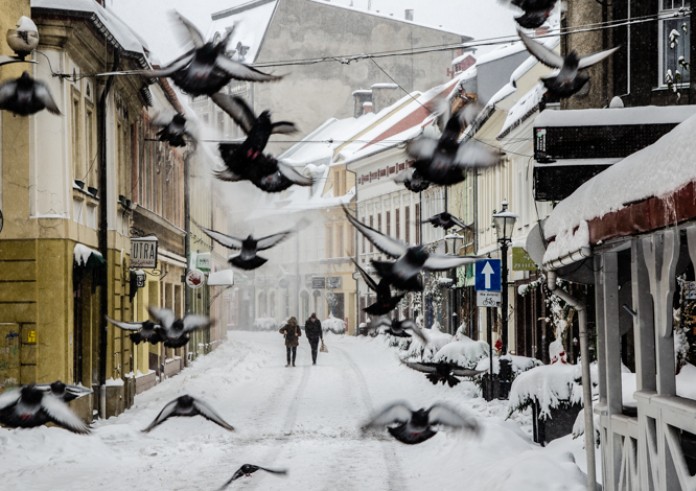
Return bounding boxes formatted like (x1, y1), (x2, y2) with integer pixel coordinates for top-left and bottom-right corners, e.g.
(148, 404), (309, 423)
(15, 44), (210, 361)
(525, 220), (547, 268)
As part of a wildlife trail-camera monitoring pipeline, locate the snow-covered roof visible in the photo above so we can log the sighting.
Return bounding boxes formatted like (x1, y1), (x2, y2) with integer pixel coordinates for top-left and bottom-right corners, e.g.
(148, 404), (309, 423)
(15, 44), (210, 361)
(543, 111), (696, 266)
(32, 0), (150, 62)
(535, 104), (696, 128)
(497, 82), (547, 139)
(209, 0), (278, 63)
(475, 40), (526, 66)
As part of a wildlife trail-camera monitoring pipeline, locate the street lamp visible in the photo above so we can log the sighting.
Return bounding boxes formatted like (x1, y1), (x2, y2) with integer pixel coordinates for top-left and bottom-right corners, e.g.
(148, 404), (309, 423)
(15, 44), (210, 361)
(492, 201), (517, 355)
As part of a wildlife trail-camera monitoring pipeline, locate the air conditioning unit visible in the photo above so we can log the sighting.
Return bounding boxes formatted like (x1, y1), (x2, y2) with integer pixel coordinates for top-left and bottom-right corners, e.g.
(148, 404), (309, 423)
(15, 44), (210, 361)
(533, 105), (696, 201)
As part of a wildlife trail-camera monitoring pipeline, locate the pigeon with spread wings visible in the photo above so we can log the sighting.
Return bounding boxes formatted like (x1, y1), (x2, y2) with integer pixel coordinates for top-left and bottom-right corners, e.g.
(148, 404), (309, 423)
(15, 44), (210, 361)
(518, 29), (620, 99)
(401, 360), (484, 387)
(142, 394), (235, 433)
(351, 258), (404, 316)
(426, 212), (472, 231)
(361, 401), (479, 445)
(0, 71), (60, 116)
(0, 385), (90, 434)
(501, 0), (559, 29)
(147, 307), (210, 349)
(105, 316), (163, 345)
(343, 205), (477, 292)
(35, 381), (92, 403)
(217, 464), (288, 490)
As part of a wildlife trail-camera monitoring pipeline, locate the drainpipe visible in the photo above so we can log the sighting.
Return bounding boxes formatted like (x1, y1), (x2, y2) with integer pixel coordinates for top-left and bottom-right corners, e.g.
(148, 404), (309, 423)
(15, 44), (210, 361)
(345, 164), (358, 335)
(98, 52), (120, 419)
(546, 271), (596, 491)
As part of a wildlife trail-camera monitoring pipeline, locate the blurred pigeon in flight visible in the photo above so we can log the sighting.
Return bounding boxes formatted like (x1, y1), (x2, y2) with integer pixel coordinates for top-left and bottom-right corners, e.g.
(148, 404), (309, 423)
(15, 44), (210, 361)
(152, 112), (197, 148)
(142, 394), (235, 433)
(518, 29), (620, 99)
(393, 167), (430, 193)
(501, 0), (558, 29)
(401, 360), (484, 387)
(381, 318), (427, 343)
(218, 464), (288, 490)
(35, 381), (92, 403)
(0, 385), (90, 433)
(120, 11), (281, 97)
(147, 307), (210, 348)
(196, 223), (295, 270)
(426, 212), (472, 231)
(105, 316), (163, 345)
(6, 16), (39, 60)
(351, 258), (404, 315)
(343, 206), (477, 291)
(361, 401), (479, 445)
(407, 105), (502, 186)
(0, 71), (60, 116)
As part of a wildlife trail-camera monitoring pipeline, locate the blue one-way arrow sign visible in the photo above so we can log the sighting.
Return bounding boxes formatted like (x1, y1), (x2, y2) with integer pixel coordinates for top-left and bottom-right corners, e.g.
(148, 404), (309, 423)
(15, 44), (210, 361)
(475, 259), (501, 292)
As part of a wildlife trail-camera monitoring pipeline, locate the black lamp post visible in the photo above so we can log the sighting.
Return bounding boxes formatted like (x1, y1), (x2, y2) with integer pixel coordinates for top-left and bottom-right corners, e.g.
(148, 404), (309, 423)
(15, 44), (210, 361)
(492, 201), (517, 355)
(445, 232), (464, 334)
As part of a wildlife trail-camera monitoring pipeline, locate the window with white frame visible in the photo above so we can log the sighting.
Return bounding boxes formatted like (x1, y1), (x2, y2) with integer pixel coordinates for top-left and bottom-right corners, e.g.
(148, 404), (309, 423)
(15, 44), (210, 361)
(660, 0), (691, 88)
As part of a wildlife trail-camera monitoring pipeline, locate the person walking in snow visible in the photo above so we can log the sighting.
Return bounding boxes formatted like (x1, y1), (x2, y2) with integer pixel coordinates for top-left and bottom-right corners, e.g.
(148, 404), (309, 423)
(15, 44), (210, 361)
(304, 312), (323, 365)
(279, 316), (301, 367)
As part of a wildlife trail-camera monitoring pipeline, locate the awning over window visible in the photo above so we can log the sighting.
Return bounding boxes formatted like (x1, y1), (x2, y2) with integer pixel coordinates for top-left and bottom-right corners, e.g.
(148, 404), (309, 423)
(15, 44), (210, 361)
(207, 269), (235, 286)
(73, 244), (104, 269)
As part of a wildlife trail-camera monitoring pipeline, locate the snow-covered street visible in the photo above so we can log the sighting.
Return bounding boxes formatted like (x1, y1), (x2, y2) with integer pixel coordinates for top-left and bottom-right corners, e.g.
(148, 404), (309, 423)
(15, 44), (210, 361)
(1, 331), (588, 490)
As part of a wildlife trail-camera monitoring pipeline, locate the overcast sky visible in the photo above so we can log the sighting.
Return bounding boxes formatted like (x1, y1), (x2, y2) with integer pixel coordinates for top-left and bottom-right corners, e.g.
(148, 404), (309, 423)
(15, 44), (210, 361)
(108, 0), (518, 64)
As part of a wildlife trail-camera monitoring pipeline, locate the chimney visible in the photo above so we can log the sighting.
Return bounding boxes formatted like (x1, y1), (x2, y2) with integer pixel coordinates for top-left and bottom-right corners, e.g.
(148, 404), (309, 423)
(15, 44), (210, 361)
(362, 101), (374, 114)
(352, 89), (373, 117)
(371, 83), (399, 113)
(405, 9), (414, 21)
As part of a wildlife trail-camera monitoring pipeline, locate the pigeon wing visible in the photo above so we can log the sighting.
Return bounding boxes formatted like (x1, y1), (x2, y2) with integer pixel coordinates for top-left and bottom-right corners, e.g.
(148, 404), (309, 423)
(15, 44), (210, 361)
(0, 388), (20, 410)
(142, 399), (180, 432)
(454, 140), (502, 169)
(34, 81), (61, 115)
(218, 467), (246, 490)
(127, 54), (194, 79)
(0, 78), (18, 104)
(393, 167), (415, 184)
(215, 56), (282, 83)
(428, 402), (480, 434)
(401, 320), (428, 344)
(450, 215), (473, 231)
(451, 367), (485, 378)
(256, 231), (293, 251)
(171, 10), (205, 48)
(517, 30), (564, 69)
(41, 395), (90, 434)
(350, 258), (379, 292)
(210, 93), (255, 134)
(255, 466), (288, 476)
(214, 167), (244, 182)
(277, 160), (313, 185)
(406, 137), (438, 160)
(343, 206), (407, 257)
(577, 46), (620, 69)
(423, 253), (477, 271)
(401, 360), (437, 373)
(105, 316), (146, 331)
(198, 226), (244, 250)
(147, 307), (176, 330)
(362, 401), (413, 430)
(182, 315), (211, 333)
(270, 121), (298, 135)
(191, 397), (235, 431)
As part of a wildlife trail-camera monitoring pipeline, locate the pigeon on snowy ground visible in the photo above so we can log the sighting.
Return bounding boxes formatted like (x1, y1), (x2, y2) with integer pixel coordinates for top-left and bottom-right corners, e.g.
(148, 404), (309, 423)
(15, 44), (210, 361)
(142, 394), (235, 433)
(0, 385), (90, 433)
(35, 381), (91, 402)
(153, 112), (197, 148)
(393, 167), (431, 193)
(518, 29), (620, 99)
(0, 71), (60, 116)
(351, 258), (404, 316)
(146, 307), (210, 349)
(407, 104), (502, 186)
(111, 11), (281, 97)
(196, 223), (296, 270)
(401, 360), (484, 387)
(426, 212), (472, 231)
(217, 464), (288, 490)
(343, 205), (477, 291)
(501, 0), (559, 29)
(361, 401), (479, 444)
(6, 16), (39, 60)
(105, 316), (164, 345)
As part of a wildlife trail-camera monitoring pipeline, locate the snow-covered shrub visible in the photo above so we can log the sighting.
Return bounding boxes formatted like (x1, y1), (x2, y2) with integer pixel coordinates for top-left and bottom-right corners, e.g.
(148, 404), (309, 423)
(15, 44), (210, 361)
(507, 363), (582, 419)
(322, 314), (346, 334)
(432, 335), (489, 368)
(253, 317), (278, 331)
(475, 354), (543, 375)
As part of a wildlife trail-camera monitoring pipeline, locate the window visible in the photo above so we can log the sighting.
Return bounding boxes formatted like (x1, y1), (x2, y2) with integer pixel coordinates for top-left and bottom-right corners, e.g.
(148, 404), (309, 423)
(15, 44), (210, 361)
(415, 204), (421, 244)
(660, 0), (691, 87)
(85, 105), (95, 187)
(369, 215), (374, 252)
(405, 206), (410, 243)
(395, 209), (400, 239)
(386, 211), (391, 236)
(71, 91), (82, 182)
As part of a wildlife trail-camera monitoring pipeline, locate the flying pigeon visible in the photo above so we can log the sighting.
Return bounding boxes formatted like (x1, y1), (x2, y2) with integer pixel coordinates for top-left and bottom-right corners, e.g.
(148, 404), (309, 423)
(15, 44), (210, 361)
(501, 0), (558, 29)
(105, 316), (164, 345)
(196, 223), (295, 270)
(377, 318), (428, 344)
(518, 29), (620, 99)
(0, 71), (61, 116)
(146, 307), (210, 348)
(426, 212), (472, 231)
(122, 11), (281, 97)
(6, 16), (39, 60)
(152, 112), (197, 147)
(0, 385), (90, 433)
(407, 105), (501, 186)
(393, 167), (430, 193)
(35, 381), (92, 402)
(343, 206), (477, 291)
(351, 258), (404, 315)
(218, 464), (288, 490)
(142, 394), (235, 432)
(361, 400), (480, 445)
(401, 360), (484, 387)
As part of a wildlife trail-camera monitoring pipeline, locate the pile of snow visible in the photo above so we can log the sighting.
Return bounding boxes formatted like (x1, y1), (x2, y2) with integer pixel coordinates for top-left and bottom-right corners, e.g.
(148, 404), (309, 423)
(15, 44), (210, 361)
(475, 354), (544, 375)
(253, 317), (278, 331)
(322, 315), (346, 334)
(403, 321), (453, 361)
(432, 335), (489, 368)
(508, 363), (583, 419)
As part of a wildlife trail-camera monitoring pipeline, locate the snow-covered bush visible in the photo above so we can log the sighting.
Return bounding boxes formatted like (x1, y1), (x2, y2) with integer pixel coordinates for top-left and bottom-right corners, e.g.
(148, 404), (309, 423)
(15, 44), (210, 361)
(475, 354), (543, 375)
(402, 321), (453, 362)
(253, 317), (278, 331)
(322, 314), (346, 334)
(507, 363), (583, 419)
(432, 335), (489, 368)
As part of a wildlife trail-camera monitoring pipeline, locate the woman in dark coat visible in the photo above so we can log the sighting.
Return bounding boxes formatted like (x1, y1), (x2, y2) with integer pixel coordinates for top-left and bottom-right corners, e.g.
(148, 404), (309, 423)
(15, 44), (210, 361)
(304, 313), (323, 365)
(279, 317), (301, 367)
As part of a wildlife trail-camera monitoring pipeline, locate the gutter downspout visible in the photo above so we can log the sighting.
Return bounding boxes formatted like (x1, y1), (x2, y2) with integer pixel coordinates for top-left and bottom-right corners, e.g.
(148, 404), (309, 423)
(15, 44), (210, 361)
(98, 52), (120, 419)
(547, 271), (597, 491)
(345, 165), (359, 335)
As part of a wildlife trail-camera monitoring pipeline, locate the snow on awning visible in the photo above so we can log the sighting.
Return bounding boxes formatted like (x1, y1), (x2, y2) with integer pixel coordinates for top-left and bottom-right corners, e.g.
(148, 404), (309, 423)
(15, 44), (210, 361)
(542, 112), (696, 268)
(73, 244), (104, 269)
(534, 104), (696, 128)
(207, 269), (235, 286)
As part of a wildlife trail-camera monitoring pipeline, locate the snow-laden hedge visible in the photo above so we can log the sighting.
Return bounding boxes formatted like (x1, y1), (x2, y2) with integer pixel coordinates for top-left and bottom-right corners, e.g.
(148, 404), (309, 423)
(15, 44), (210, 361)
(432, 335), (489, 369)
(507, 363), (583, 419)
(402, 321), (453, 361)
(475, 354), (544, 375)
(322, 315), (346, 334)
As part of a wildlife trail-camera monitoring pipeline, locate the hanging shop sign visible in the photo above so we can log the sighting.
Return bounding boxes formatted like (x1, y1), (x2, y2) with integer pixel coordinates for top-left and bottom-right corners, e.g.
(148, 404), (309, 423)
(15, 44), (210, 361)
(185, 269), (205, 289)
(131, 235), (158, 268)
(195, 252), (212, 273)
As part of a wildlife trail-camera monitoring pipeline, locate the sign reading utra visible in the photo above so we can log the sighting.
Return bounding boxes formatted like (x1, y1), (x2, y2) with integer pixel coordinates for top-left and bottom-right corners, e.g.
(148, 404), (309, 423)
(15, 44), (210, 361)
(131, 236), (158, 268)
